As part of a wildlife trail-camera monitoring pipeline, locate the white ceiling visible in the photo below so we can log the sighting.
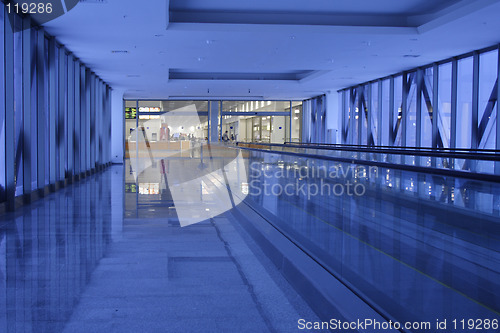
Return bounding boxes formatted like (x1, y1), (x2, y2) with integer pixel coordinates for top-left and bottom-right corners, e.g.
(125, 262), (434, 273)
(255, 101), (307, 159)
(41, 0), (500, 100)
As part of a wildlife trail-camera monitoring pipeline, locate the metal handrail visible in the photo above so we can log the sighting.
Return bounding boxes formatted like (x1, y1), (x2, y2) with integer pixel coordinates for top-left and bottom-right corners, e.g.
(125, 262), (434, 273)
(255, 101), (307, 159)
(284, 142), (500, 153)
(234, 143), (500, 183)
(239, 142), (500, 161)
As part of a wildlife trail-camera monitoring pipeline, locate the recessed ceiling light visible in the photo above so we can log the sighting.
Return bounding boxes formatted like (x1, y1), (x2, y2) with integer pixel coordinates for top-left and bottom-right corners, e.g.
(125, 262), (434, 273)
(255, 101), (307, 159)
(154, 34), (164, 37)
(403, 54), (421, 58)
(111, 50), (129, 54)
(127, 75), (141, 77)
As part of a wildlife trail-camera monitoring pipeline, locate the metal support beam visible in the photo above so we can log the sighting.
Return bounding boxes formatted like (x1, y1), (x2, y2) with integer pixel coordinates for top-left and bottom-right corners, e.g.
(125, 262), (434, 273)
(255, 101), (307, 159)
(74, 60), (81, 176)
(496, 46), (500, 174)
(378, 80), (383, 146)
(451, 59), (458, 149)
(366, 84), (372, 146)
(90, 72), (95, 170)
(357, 87), (363, 145)
(86, 69), (91, 171)
(389, 77), (395, 145)
(58, 47), (66, 181)
(416, 69), (423, 147)
(22, 17), (31, 197)
(67, 55), (74, 177)
(432, 63), (439, 149)
(4, 8), (15, 208)
(80, 66), (86, 173)
(341, 90), (346, 143)
(289, 100), (292, 143)
(48, 37), (57, 186)
(472, 51), (479, 149)
(402, 73), (408, 147)
(36, 28), (45, 190)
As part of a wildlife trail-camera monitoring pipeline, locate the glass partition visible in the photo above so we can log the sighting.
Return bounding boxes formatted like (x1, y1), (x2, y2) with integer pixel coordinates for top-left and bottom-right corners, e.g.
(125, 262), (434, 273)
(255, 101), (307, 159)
(234, 147), (500, 330)
(340, 44), (500, 153)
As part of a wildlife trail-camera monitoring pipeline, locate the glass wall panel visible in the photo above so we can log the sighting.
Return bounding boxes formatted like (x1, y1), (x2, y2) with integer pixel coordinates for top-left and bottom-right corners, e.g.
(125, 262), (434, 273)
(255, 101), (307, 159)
(343, 90), (349, 143)
(421, 67), (433, 147)
(381, 79), (390, 146)
(478, 50), (498, 149)
(341, 44), (499, 152)
(457, 57), (473, 149)
(0, 12), (111, 200)
(14, 15), (23, 196)
(394, 75), (403, 146)
(261, 116), (271, 142)
(438, 62), (452, 148)
(0, 4), (5, 202)
(371, 82), (379, 145)
(291, 103), (302, 142)
(406, 72), (417, 147)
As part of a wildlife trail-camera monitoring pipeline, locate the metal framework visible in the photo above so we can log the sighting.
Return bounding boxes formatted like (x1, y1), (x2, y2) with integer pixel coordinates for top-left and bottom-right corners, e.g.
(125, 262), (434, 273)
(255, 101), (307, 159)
(339, 43), (500, 160)
(0, 4), (112, 209)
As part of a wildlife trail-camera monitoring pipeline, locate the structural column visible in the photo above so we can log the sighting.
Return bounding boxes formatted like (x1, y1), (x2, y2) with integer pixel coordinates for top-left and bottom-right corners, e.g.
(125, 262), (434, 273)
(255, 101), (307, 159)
(22, 17), (31, 198)
(4, 8), (15, 208)
(208, 100), (220, 142)
(36, 28), (45, 191)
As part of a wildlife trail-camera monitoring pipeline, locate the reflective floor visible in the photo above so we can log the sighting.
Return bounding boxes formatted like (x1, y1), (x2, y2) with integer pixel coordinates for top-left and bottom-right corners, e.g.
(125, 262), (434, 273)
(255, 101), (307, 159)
(1, 144), (500, 332)
(0, 163), (321, 333)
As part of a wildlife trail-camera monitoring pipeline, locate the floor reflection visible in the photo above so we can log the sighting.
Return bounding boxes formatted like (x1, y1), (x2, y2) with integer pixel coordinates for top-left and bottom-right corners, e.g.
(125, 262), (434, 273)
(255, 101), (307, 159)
(0, 167), (121, 333)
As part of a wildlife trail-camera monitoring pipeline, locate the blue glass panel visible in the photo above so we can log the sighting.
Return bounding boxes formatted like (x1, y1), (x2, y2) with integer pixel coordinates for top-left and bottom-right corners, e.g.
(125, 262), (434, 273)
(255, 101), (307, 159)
(438, 62), (452, 148)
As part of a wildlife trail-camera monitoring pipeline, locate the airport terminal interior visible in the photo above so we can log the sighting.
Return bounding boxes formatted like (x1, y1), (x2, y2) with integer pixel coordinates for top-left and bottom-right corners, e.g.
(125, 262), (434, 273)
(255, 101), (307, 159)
(1, 0), (500, 332)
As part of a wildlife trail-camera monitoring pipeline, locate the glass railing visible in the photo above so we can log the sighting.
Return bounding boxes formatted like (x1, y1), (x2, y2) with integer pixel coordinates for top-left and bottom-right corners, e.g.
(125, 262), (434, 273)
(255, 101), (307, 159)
(237, 142), (500, 179)
(228, 146), (500, 332)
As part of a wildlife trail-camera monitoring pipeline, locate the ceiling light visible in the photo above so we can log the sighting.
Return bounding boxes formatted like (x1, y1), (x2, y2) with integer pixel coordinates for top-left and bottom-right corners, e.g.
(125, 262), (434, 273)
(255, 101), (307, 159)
(111, 50), (129, 54)
(403, 55), (421, 58)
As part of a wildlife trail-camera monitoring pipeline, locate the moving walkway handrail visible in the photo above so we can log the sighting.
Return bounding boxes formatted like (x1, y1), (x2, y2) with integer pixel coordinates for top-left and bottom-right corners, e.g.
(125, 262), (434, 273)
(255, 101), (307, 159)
(235, 142), (500, 183)
(239, 142), (500, 161)
(285, 141), (500, 153)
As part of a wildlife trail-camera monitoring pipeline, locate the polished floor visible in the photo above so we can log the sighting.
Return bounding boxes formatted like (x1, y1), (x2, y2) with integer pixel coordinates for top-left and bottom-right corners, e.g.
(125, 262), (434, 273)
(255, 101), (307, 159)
(0, 164), (322, 333)
(1, 144), (500, 332)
